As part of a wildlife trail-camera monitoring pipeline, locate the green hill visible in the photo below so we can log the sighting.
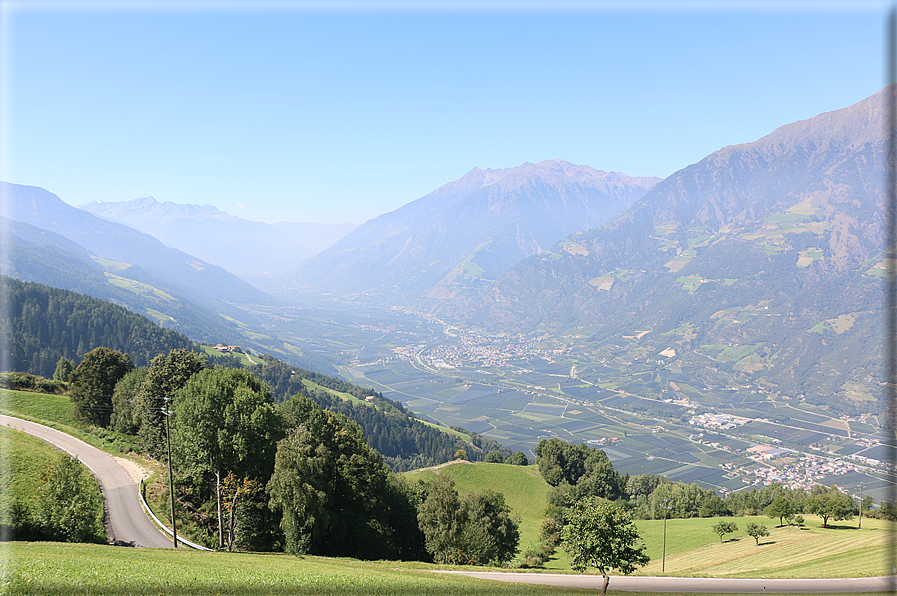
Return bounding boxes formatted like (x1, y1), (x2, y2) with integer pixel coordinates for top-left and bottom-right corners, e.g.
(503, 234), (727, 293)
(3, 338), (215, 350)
(403, 461), (550, 549)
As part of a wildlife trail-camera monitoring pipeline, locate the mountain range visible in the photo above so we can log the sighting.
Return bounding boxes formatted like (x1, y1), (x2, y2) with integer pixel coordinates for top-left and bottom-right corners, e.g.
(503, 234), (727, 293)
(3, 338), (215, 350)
(78, 196), (356, 280)
(0, 183), (340, 373)
(433, 85), (892, 411)
(1, 86), (891, 416)
(294, 160), (660, 301)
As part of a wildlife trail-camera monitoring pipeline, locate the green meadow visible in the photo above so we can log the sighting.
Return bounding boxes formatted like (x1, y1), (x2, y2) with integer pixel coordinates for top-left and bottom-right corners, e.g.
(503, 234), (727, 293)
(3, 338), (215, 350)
(2, 542), (593, 596)
(0, 425), (69, 527)
(2, 389), (895, 593)
(403, 462), (896, 578)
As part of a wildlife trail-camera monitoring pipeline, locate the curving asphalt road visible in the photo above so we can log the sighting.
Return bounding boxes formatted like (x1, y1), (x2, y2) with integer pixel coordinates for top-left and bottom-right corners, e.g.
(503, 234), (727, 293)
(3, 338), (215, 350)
(1, 414), (172, 548)
(438, 571), (897, 594)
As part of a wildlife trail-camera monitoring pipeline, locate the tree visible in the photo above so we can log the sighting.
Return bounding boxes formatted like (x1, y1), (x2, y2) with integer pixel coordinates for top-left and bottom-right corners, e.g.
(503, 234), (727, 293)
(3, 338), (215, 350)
(69, 347), (133, 427)
(745, 522), (769, 545)
(417, 475), (465, 564)
(457, 490), (520, 565)
(220, 472), (264, 551)
(561, 496), (649, 596)
(455, 449), (467, 460)
(137, 349), (206, 458)
(574, 448), (622, 500)
(267, 395), (394, 559)
(485, 451), (505, 463)
(52, 356), (73, 382)
(711, 520), (738, 543)
(172, 367), (282, 549)
(110, 367), (148, 435)
(805, 485), (855, 528)
(510, 451), (529, 466)
(32, 452), (104, 543)
(416, 475), (519, 566)
(765, 497), (793, 527)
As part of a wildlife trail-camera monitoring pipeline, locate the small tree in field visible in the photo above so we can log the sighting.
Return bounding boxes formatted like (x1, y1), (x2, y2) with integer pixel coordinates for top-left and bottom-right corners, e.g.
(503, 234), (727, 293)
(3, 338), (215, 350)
(805, 485), (854, 528)
(765, 497), (793, 527)
(746, 522), (769, 545)
(561, 497), (649, 596)
(711, 520), (738, 543)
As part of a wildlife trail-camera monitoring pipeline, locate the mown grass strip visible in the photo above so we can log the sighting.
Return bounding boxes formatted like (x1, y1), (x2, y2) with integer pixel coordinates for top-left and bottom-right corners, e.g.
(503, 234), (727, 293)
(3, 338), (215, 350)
(4, 542), (593, 596)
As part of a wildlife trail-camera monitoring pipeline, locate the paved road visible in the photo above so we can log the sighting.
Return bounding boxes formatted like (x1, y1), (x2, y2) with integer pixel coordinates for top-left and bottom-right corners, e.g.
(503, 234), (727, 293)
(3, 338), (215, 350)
(2, 415), (173, 548)
(439, 571), (896, 594)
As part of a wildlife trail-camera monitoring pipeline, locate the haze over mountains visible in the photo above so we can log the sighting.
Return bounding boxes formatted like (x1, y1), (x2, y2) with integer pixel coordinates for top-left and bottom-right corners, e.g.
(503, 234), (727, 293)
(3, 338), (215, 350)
(0, 85), (891, 416)
(78, 197), (356, 280)
(294, 160), (661, 301)
(434, 85), (892, 410)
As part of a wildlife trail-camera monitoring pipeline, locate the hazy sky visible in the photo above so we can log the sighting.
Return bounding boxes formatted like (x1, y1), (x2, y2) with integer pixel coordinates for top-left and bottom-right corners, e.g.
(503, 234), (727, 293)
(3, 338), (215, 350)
(0, 1), (890, 224)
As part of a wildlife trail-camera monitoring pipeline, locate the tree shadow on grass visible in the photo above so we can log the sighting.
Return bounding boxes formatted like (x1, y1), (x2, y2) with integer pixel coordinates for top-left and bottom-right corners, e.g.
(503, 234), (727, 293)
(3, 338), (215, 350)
(820, 524), (859, 530)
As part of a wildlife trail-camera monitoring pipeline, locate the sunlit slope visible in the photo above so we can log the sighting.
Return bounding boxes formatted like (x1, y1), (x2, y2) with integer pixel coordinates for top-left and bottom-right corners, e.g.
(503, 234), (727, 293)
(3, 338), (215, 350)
(297, 160), (660, 301)
(403, 461), (551, 549)
(440, 85), (893, 411)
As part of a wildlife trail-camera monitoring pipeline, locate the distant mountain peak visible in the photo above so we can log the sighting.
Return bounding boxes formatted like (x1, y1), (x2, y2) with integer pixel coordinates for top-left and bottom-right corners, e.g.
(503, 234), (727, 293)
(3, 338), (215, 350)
(296, 159), (661, 300)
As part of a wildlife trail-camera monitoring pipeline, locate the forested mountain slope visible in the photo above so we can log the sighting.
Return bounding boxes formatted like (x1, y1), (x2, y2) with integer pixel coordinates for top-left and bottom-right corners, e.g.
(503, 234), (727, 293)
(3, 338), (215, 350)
(1, 276), (203, 376)
(438, 86), (893, 411)
(1, 277), (498, 469)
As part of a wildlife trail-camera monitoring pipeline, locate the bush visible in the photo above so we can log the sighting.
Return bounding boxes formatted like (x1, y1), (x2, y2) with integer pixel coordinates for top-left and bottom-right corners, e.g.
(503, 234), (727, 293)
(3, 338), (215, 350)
(0, 372), (67, 394)
(32, 452), (105, 543)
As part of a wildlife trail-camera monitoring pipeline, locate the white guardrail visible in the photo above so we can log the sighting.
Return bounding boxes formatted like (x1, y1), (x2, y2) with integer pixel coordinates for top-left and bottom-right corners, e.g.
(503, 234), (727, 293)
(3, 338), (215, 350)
(138, 479), (214, 551)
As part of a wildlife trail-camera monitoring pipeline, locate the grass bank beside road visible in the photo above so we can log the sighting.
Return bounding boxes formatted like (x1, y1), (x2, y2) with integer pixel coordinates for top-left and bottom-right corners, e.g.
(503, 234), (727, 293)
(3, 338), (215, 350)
(5, 542), (895, 596)
(4, 542), (590, 596)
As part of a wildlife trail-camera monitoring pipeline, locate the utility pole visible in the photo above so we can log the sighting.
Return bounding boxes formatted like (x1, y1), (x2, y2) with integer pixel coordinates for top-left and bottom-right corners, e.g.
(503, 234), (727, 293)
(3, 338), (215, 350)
(858, 482), (864, 530)
(661, 499), (669, 573)
(163, 398), (177, 548)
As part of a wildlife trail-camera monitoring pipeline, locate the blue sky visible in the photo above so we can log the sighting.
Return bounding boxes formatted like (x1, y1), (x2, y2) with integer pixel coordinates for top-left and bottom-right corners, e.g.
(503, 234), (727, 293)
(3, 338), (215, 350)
(0, 1), (891, 224)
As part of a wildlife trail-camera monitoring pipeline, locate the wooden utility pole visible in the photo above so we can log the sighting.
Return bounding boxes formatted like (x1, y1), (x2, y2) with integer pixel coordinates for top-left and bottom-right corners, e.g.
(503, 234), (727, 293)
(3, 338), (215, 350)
(661, 499), (669, 573)
(164, 399), (177, 548)
(858, 482), (864, 530)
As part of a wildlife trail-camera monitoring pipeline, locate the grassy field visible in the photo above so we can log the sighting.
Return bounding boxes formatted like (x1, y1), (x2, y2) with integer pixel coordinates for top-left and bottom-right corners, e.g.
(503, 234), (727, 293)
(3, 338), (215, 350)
(634, 515), (895, 578)
(0, 425), (66, 526)
(0, 388), (75, 428)
(4, 541), (895, 596)
(3, 542), (593, 596)
(0, 388), (141, 456)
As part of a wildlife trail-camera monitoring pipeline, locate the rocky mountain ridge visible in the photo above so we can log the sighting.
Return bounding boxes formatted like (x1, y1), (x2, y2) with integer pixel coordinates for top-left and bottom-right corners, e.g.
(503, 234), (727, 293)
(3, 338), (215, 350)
(294, 159), (661, 301)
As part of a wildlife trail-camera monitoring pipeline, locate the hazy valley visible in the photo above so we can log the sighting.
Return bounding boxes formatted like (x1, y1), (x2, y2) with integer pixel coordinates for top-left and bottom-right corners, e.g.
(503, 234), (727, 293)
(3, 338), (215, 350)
(2, 86), (895, 506)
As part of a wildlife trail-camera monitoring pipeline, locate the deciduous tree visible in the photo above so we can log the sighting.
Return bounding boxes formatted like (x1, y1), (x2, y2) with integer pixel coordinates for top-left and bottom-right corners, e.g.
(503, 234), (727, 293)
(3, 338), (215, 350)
(137, 349), (206, 457)
(765, 497), (793, 527)
(805, 485), (854, 528)
(172, 367), (282, 548)
(69, 347), (132, 427)
(416, 474), (519, 566)
(711, 520), (738, 543)
(746, 522), (769, 545)
(267, 395), (393, 559)
(110, 367), (148, 435)
(32, 452), (104, 543)
(561, 496), (649, 596)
